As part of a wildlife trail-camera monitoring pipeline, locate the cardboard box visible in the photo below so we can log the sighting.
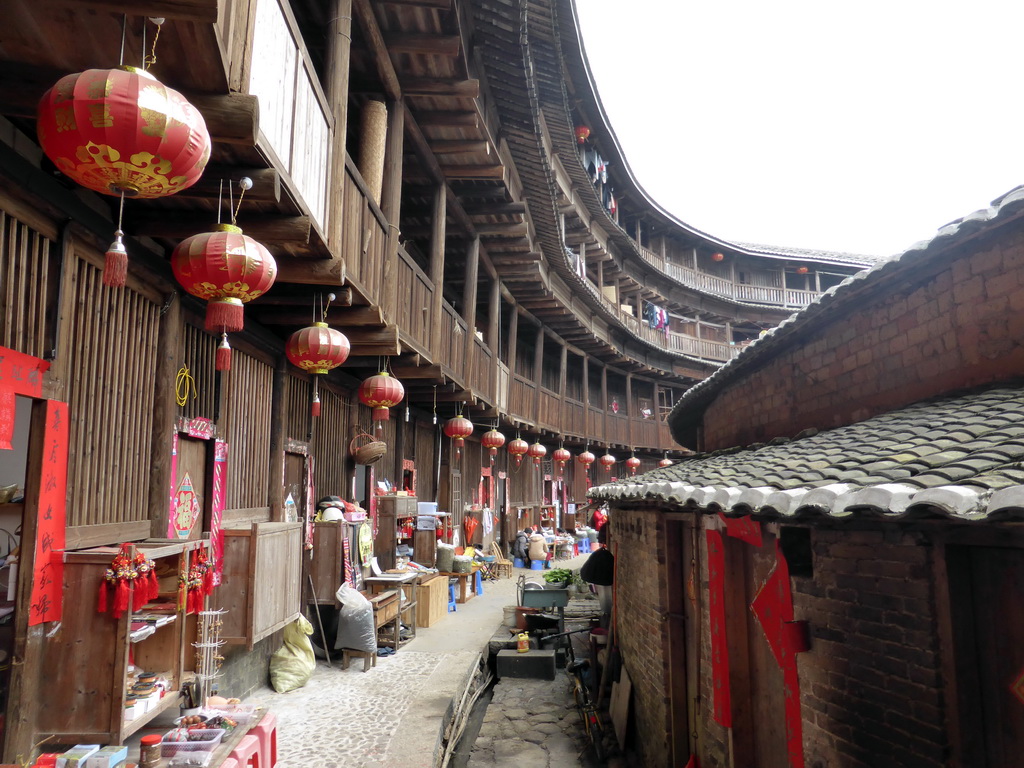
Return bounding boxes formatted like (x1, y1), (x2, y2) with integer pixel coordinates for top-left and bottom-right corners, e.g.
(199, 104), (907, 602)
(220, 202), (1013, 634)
(56, 746), (99, 768)
(84, 746), (127, 768)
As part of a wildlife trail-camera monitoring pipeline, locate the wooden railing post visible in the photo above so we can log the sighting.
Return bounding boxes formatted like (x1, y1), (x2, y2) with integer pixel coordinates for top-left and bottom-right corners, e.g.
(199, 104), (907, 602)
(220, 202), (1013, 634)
(462, 235), (480, 374)
(428, 182), (447, 356)
(380, 99), (405, 322)
(325, 0), (353, 256)
(533, 325), (544, 424)
(149, 290), (181, 538)
(488, 277), (500, 398)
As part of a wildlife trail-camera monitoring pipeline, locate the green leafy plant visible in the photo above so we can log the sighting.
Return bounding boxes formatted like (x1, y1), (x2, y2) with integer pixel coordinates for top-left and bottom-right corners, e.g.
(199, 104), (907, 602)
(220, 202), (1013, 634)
(543, 568), (572, 583)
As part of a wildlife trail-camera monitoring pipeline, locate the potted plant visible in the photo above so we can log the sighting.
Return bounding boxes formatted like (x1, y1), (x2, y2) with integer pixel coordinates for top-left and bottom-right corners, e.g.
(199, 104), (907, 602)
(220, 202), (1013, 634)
(542, 568), (572, 589)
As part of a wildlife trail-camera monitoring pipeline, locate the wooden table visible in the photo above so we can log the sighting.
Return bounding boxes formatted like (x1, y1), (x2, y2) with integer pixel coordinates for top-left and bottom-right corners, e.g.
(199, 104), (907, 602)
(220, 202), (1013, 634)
(437, 565), (480, 604)
(364, 573), (419, 646)
(368, 589), (401, 651)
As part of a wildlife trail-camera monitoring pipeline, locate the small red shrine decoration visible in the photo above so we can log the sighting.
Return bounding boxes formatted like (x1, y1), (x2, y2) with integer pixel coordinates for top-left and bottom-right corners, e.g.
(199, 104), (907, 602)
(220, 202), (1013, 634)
(37, 66), (211, 287)
(132, 550), (159, 606)
(574, 125), (591, 144)
(172, 223), (278, 337)
(659, 457), (674, 468)
(443, 416), (474, 460)
(712, 252), (725, 262)
(599, 452), (616, 472)
(482, 429), (505, 465)
(359, 370), (405, 434)
(183, 548), (214, 615)
(286, 321), (351, 417)
(626, 456), (641, 475)
(97, 543), (137, 619)
(508, 437), (529, 467)
(527, 441), (547, 467)
(553, 447), (571, 477)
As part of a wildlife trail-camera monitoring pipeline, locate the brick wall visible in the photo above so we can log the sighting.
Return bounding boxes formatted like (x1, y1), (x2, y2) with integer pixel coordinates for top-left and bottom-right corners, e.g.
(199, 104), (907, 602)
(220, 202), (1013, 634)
(796, 527), (948, 767)
(700, 222), (1024, 450)
(611, 507), (673, 766)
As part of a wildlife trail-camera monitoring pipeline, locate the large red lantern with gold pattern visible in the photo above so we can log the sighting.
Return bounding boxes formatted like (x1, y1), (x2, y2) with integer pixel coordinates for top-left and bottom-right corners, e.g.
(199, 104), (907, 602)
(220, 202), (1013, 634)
(578, 450), (596, 488)
(527, 441), (547, 467)
(599, 452), (616, 473)
(508, 438), (529, 468)
(574, 125), (591, 144)
(659, 457), (674, 468)
(626, 456), (641, 475)
(553, 447), (571, 477)
(359, 371), (405, 433)
(482, 429), (505, 465)
(286, 321), (350, 417)
(172, 223), (277, 333)
(443, 416), (474, 460)
(38, 67), (211, 286)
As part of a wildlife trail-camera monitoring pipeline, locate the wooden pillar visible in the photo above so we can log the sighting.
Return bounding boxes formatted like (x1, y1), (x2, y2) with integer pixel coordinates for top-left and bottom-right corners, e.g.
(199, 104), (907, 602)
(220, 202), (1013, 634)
(325, 0), (353, 254)
(380, 98), (405, 323)
(428, 181), (447, 355)
(600, 365), (608, 448)
(462, 235), (480, 367)
(268, 356), (288, 521)
(507, 307), (519, 382)
(533, 325), (544, 420)
(149, 290), (181, 537)
(488, 276), (500, 393)
(626, 372), (634, 449)
(597, 259), (604, 293)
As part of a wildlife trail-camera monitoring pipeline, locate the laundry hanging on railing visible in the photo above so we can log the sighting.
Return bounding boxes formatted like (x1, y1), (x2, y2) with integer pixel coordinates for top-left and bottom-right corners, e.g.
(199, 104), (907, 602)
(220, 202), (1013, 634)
(643, 301), (670, 333)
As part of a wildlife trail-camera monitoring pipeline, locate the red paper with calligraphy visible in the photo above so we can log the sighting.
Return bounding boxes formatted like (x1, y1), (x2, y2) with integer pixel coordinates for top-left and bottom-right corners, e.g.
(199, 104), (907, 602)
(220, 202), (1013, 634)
(750, 542), (805, 768)
(30, 400), (67, 625)
(0, 347), (50, 450)
(211, 440), (227, 585)
(718, 511), (763, 548)
(706, 529), (731, 727)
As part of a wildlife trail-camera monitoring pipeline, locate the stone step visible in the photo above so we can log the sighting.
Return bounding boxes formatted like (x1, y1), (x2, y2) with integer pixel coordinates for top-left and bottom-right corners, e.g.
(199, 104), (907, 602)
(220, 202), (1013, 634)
(495, 649), (557, 680)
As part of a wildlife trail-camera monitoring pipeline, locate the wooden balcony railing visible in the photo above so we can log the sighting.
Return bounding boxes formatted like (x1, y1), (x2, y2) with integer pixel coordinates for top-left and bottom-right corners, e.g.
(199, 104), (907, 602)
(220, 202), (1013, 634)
(470, 336), (495, 403)
(395, 246), (433, 353)
(538, 388), (561, 432)
(638, 244), (819, 308)
(341, 164), (387, 304)
(438, 302), (468, 374)
(510, 375), (536, 424)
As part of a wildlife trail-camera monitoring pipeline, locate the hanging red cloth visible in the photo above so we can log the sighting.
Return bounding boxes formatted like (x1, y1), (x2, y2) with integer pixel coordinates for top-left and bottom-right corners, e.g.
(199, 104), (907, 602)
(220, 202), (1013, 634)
(464, 516), (479, 546)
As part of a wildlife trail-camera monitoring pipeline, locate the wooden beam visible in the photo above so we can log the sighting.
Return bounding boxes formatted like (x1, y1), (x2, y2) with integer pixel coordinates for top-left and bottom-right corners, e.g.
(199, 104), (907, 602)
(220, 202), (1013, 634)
(430, 140), (490, 155)
(465, 201), (527, 217)
(416, 111), (478, 128)
(441, 164), (504, 180)
(129, 213), (311, 244)
(175, 167), (280, 203)
(385, 34), (461, 56)
(0, 63), (259, 146)
(49, 0), (219, 22)
(352, 0), (402, 101)
(390, 364), (445, 379)
(255, 305), (383, 326)
(275, 257), (346, 286)
(251, 286), (353, 306)
(475, 222), (529, 238)
(402, 78), (480, 98)
(379, 0), (450, 7)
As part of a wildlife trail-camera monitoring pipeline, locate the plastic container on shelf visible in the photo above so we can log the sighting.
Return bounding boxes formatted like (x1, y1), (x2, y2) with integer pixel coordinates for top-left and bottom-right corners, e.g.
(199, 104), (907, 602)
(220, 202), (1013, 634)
(160, 729), (226, 757)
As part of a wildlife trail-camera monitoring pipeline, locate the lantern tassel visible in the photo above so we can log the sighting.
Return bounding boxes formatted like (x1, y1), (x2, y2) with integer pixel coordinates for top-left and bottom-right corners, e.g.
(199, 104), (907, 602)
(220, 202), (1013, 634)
(112, 579), (131, 619)
(312, 377), (321, 418)
(216, 333), (232, 371)
(205, 299), (244, 333)
(103, 229), (128, 288)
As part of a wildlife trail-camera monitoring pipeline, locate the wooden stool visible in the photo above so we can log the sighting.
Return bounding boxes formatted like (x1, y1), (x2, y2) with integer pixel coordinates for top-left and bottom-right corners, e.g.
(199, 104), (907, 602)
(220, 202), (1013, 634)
(342, 648), (377, 671)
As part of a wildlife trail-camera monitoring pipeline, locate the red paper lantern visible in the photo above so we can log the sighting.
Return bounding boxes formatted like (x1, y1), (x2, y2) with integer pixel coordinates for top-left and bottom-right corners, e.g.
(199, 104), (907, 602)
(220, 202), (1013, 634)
(527, 441), (547, 467)
(286, 321), (351, 418)
(508, 438), (529, 468)
(359, 371), (405, 423)
(626, 456), (641, 475)
(797, 266), (809, 274)
(574, 125), (591, 144)
(599, 452), (616, 472)
(482, 429), (505, 465)
(172, 223), (277, 333)
(37, 66), (212, 286)
(553, 447), (571, 476)
(444, 416), (474, 460)
(659, 457), (674, 468)
(578, 450), (596, 469)
(712, 252), (725, 262)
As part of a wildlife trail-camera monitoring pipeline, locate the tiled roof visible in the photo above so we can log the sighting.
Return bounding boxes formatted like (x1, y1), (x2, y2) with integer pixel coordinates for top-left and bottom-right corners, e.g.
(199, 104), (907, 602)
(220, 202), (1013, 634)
(669, 186), (1024, 425)
(732, 241), (884, 266)
(592, 383), (1024, 522)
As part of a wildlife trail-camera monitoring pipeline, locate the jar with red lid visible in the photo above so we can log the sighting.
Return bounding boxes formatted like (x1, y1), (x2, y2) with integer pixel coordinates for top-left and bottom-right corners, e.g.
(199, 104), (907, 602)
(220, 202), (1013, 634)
(140, 733), (162, 768)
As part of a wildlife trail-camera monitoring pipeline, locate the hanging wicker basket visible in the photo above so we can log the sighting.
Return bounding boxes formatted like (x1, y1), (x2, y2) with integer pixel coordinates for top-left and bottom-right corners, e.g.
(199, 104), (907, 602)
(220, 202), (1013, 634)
(349, 432), (387, 465)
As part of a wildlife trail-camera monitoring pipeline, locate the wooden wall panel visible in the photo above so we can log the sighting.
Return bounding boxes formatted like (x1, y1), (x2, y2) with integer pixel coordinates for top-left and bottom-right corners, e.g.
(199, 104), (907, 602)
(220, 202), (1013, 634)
(180, 324), (217, 421)
(283, 372), (312, 443)
(65, 256), (160, 527)
(0, 209), (57, 359)
(223, 348), (274, 509)
(310, 383), (351, 499)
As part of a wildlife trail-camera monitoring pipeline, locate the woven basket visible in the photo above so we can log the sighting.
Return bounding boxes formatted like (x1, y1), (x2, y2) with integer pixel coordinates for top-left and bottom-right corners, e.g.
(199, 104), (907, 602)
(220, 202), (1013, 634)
(349, 432), (387, 465)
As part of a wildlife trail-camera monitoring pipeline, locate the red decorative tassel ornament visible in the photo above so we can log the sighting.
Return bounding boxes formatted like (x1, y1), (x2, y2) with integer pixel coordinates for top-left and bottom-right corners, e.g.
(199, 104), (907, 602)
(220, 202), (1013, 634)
(216, 332), (232, 372)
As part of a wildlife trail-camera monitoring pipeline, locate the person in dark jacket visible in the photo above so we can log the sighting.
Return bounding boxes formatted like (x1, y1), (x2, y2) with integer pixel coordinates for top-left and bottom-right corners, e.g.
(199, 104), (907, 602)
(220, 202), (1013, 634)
(512, 528), (531, 562)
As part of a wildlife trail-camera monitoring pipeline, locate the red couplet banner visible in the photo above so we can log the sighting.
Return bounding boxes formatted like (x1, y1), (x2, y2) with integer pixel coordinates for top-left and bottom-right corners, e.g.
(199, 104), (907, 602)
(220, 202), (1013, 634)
(30, 400), (68, 625)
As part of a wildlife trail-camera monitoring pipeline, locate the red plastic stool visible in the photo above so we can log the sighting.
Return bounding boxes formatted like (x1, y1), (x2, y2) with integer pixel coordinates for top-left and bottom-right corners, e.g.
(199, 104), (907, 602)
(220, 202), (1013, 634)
(219, 759), (241, 768)
(229, 734), (262, 768)
(251, 711), (278, 768)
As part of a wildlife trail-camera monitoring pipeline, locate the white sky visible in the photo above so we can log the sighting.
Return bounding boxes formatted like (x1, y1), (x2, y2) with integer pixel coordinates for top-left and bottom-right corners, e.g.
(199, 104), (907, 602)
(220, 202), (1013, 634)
(575, 0), (1024, 257)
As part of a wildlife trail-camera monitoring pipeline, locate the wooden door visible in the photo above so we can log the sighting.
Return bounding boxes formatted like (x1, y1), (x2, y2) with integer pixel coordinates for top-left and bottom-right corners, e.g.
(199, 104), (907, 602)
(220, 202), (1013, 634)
(960, 547), (1024, 766)
(450, 469), (462, 546)
(283, 452), (305, 523)
(171, 436), (207, 539)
